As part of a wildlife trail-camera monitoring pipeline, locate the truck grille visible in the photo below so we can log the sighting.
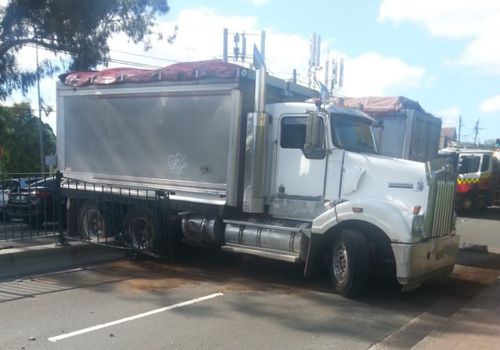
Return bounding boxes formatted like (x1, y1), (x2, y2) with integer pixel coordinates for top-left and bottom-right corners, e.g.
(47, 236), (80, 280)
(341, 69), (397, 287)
(429, 179), (455, 237)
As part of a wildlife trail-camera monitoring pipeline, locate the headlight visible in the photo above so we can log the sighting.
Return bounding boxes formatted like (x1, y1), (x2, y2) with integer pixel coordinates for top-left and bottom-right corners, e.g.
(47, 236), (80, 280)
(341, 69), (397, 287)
(412, 215), (427, 238)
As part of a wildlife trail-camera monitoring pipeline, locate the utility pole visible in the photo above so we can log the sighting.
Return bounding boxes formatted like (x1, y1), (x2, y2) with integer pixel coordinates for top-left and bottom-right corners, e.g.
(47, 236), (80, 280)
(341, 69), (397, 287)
(457, 115), (463, 144)
(473, 119), (480, 146)
(223, 28), (228, 62)
(260, 30), (266, 62)
(36, 45), (45, 174)
(222, 28), (265, 64)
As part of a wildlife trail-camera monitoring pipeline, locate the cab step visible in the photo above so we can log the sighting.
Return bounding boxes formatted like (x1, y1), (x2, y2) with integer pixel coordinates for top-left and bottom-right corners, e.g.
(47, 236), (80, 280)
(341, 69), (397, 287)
(221, 243), (300, 263)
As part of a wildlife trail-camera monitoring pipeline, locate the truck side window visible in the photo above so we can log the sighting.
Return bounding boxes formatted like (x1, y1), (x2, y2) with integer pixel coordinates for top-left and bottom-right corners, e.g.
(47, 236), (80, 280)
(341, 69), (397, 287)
(280, 117), (307, 149)
(459, 155), (480, 174)
(481, 155), (491, 172)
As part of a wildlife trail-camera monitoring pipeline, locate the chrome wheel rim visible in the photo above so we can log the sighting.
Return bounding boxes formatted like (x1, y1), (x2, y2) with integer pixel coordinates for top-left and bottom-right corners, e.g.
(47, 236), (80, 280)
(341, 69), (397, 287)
(333, 242), (348, 283)
(129, 217), (153, 250)
(83, 209), (104, 239)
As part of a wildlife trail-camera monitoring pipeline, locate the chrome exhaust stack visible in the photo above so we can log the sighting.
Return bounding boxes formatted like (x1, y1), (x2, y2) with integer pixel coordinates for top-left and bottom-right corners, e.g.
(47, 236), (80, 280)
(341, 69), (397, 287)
(243, 45), (268, 213)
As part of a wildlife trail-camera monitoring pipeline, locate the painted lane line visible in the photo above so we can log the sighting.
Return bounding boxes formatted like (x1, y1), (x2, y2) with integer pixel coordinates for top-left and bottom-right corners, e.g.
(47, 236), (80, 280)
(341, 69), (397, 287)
(48, 292), (224, 342)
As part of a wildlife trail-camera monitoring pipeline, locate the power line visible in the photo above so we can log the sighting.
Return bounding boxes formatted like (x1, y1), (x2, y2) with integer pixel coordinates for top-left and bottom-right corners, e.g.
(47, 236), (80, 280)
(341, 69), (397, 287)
(107, 58), (161, 69)
(25, 43), (175, 69)
(111, 49), (181, 64)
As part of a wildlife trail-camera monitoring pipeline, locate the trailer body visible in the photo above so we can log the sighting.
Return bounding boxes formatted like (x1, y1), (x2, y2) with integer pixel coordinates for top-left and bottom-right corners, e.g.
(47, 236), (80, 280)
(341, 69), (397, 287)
(343, 96), (442, 162)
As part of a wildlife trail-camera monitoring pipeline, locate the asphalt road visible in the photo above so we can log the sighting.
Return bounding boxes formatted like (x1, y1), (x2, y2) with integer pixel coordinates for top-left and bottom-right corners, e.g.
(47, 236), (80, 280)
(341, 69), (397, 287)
(456, 206), (500, 254)
(0, 208), (499, 350)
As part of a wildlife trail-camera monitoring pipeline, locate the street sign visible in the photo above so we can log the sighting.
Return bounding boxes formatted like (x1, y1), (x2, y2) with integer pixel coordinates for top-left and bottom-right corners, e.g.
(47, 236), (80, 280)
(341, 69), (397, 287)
(45, 154), (57, 166)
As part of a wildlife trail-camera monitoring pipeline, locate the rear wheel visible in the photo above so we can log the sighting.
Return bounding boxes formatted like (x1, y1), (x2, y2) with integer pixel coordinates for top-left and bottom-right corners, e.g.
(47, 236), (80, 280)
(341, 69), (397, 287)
(77, 200), (110, 241)
(122, 207), (159, 251)
(329, 229), (370, 297)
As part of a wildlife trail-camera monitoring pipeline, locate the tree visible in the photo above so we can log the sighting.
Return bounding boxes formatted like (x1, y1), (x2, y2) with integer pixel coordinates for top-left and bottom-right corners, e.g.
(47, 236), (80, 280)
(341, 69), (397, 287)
(0, 0), (170, 100)
(0, 103), (56, 173)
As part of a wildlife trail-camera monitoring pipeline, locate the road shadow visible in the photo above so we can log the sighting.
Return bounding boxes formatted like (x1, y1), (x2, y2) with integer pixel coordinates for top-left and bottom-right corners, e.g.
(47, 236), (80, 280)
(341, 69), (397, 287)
(458, 206), (500, 221)
(458, 249), (500, 271)
(2, 246), (497, 348)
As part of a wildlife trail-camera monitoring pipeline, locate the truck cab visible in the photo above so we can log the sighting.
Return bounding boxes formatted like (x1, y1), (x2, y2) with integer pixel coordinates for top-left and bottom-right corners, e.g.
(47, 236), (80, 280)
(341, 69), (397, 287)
(256, 102), (458, 294)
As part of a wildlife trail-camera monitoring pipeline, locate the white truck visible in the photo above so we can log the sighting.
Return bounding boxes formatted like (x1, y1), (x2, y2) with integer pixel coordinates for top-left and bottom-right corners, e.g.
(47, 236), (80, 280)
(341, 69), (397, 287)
(57, 59), (458, 297)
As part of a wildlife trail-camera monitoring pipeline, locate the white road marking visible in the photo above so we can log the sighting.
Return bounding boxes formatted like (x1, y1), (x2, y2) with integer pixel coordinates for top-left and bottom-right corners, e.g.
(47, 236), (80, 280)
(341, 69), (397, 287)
(48, 292), (224, 342)
(29, 267), (87, 279)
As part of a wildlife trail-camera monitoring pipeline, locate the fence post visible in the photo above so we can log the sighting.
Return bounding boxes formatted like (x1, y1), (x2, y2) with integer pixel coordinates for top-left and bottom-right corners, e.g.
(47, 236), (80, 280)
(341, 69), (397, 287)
(55, 170), (69, 246)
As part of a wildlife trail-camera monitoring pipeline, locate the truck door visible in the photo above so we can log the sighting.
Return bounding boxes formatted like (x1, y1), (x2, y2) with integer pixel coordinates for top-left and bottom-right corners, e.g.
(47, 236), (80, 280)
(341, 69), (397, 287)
(271, 115), (327, 219)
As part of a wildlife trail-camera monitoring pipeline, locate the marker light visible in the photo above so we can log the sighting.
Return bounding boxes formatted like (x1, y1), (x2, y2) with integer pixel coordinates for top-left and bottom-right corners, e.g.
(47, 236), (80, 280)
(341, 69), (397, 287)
(413, 206), (422, 215)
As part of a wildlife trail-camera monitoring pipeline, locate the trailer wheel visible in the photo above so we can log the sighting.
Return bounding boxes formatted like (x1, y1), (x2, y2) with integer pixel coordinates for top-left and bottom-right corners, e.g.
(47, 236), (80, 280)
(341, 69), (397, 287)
(123, 207), (159, 251)
(77, 200), (110, 241)
(329, 229), (370, 297)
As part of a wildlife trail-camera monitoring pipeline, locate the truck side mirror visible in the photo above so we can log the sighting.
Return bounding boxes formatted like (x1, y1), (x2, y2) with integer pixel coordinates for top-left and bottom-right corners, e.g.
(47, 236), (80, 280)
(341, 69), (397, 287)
(303, 112), (326, 159)
(372, 120), (383, 152)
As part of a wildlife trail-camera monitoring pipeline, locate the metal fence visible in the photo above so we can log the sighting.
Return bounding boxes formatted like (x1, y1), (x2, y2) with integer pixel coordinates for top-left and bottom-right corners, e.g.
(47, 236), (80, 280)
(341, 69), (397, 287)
(0, 172), (65, 242)
(1, 172), (175, 256)
(61, 176), (175, 257)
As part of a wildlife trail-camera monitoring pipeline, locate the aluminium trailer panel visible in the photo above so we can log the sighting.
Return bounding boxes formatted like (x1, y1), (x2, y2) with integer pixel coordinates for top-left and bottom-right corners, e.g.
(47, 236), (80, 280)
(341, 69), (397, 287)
(57, 81), (243, 206)
(375, 110), (441, 162)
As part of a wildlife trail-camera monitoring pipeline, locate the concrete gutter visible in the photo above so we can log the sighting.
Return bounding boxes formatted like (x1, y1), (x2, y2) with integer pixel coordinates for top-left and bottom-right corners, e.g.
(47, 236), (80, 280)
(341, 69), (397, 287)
(0, 239), (126, 281)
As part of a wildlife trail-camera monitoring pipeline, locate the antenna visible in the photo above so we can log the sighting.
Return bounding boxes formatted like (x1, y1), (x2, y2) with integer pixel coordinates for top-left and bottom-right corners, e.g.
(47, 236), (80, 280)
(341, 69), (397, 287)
(339, 58), (344, 90)
(308, 33), (321, 88)
(222, 28), (265, 64)
(458, 115), (463, 144)
(331, 58), (337, 92)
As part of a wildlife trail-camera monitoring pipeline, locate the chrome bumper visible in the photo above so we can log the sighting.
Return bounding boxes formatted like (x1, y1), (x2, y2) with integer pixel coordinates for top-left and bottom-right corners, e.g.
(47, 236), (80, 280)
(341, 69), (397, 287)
(392, 234), (460, 285)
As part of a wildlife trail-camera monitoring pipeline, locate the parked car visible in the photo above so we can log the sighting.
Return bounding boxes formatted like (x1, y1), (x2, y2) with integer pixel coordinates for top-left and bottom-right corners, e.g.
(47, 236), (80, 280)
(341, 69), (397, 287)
(1, 179), (29, 222)
(6, 177), (58, 228)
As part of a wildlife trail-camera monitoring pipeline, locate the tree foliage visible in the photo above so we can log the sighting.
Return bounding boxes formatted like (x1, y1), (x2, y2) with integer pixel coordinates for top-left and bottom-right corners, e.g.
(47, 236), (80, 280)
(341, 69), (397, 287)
(0, 0), (170, 100)
(0, 103), (56, 173)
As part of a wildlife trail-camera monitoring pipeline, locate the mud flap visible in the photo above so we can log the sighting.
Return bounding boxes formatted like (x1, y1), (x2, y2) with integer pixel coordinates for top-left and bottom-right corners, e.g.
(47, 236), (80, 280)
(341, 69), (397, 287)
(303, 233), (324, 277)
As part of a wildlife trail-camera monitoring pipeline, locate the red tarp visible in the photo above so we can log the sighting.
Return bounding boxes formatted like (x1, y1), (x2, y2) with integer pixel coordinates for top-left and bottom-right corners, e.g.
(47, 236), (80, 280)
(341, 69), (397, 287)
(343, 96), (424, 116)
(59, 60), (244, 87)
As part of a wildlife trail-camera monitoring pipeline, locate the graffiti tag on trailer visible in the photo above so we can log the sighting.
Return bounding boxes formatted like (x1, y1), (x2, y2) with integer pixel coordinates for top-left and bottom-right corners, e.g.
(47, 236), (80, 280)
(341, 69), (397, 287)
(168, 153), (188, 175)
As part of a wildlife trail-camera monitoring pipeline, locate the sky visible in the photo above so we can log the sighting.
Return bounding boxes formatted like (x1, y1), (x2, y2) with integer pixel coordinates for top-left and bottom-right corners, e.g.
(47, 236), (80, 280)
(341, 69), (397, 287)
(5, 0), (500, 143)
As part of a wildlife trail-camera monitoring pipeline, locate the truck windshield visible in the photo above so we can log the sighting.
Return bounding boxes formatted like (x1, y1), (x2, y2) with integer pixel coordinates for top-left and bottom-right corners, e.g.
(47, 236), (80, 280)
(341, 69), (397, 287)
(330, 113), (377, 153)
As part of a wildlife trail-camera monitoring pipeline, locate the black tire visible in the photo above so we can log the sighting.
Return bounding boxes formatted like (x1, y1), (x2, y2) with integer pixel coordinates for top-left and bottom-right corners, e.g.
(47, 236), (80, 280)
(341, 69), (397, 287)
(459, 194), (477, 215)
(77, 200), (111, 241)
(329, 229), (370, 297)
(122, 207), (160, 252)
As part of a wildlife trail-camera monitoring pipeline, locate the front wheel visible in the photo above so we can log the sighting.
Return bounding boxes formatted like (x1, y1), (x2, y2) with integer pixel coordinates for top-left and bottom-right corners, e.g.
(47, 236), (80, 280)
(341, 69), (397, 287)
(329, 229), (370, 297)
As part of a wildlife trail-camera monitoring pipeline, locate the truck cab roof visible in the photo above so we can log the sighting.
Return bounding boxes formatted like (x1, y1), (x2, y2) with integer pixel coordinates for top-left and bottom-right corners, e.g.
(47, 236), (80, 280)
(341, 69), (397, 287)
(265, 102), (375, 123)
